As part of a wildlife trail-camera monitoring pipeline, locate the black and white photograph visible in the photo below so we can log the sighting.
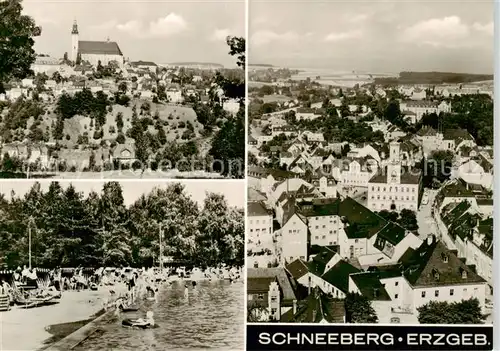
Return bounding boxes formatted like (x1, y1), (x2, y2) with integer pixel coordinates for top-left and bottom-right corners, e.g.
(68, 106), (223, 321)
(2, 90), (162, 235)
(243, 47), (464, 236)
(247, 0), (493, 326)
(0, 0), (245, 179)
(0, 180), (245, 350)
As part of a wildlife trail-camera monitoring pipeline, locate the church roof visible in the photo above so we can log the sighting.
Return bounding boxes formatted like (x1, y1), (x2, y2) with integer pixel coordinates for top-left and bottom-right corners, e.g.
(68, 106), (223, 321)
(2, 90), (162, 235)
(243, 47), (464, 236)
(78, 40), (123, 56)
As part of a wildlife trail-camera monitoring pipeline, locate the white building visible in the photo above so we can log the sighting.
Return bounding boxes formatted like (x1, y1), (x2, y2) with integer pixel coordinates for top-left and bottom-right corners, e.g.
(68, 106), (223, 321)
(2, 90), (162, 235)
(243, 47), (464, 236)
(71, 20), (124, 67)
(280, 213), (308, 264)
(247, 202), (274, 254)
(367, 142), (422, 212)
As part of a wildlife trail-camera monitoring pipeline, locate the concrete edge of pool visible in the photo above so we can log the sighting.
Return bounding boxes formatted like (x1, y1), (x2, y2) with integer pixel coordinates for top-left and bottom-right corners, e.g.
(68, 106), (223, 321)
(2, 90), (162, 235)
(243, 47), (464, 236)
(43, 308), (116, 351)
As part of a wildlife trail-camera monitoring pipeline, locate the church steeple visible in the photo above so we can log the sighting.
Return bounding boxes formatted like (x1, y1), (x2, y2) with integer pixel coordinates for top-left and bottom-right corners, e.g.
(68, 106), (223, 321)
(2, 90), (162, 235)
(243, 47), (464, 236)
(72, 20), (79, 35)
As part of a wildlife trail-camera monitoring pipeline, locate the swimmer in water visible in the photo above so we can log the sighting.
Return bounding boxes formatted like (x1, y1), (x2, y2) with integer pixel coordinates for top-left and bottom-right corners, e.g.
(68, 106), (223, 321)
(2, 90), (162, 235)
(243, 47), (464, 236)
(184, 284), (189, 297)
(191, 281), (197, 288)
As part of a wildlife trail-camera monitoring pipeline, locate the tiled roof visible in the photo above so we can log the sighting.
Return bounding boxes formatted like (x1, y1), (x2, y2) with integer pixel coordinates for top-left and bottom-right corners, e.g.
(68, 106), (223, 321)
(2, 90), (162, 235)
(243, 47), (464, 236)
(376, 222), (407, 246)
(403, 239), (486, 288)
(247, 267), (297, 302)
(283, 287), (345, 323)
(286, 259), (309, 280)
(308, 247), (337, 276)
(349, 272), (392, 301)
(248, 201), (271, 217)
(321, 260), (361, 293)
(78, 41), (123, 56)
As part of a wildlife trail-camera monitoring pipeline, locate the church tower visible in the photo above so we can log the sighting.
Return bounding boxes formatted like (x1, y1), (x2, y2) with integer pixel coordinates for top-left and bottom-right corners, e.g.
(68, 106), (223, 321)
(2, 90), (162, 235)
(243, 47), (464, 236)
(71, 20), (79, 63)
(387, 141), (401, 184)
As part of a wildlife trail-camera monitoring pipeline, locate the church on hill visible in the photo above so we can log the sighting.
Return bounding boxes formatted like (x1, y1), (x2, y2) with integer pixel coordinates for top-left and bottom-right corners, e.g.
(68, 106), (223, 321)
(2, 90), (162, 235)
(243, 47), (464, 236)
(71, 20), (125, 68)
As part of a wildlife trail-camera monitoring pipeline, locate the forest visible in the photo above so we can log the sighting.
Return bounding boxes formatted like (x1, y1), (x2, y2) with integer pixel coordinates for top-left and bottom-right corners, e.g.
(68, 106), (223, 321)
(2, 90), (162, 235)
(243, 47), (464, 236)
(0, 181), (244, 269)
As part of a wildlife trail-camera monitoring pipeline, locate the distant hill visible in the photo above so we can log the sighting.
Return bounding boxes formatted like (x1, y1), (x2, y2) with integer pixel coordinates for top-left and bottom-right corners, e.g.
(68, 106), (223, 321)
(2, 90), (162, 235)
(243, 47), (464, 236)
(374, 71), (494, 85)
(164, 62), (224, 68)
(249, 64), (274, 67)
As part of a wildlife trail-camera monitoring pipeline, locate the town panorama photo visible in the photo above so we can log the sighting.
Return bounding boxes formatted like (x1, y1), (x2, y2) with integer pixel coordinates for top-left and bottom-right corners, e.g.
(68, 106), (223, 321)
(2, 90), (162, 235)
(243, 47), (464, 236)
(247, 0), (494, 325)
(0, 0), (245, 179)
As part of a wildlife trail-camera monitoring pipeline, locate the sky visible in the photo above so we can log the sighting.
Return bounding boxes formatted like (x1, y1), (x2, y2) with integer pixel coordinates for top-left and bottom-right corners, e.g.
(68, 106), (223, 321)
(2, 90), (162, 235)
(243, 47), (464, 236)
(22, 0), (244, 67)
(249, 0), (494, 74)
(0, 180), (245, 208)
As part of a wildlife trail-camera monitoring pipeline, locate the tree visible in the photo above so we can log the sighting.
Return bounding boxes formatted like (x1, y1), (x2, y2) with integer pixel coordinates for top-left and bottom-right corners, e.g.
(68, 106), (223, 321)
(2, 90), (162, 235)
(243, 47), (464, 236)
(344, 292), (378, 323)
(417, 299), (486, 324)
(0, 0), (41, 91)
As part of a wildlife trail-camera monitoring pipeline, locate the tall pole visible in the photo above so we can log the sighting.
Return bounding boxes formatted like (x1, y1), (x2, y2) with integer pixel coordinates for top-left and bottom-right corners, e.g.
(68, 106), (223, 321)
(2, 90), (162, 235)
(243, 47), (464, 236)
(159, 222), (163, 273)
(28, 220), (32, 269)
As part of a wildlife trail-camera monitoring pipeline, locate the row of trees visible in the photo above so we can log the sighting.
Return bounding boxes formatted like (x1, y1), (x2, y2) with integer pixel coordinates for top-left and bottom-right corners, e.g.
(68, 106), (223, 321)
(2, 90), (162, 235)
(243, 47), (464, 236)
(0, 182), (244, 269)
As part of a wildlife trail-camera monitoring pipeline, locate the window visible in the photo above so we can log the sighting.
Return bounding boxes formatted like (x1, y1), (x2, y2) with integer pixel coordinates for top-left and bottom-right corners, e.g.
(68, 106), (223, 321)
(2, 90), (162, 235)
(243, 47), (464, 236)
(395, 281), (399, 287)
(395, 294), (398, 299)
(355, 239), (359, 243)
(315, 236), (319, 239)
(315, 226), (319, 229)
(435, 290), (439, 297)
(450, 289), (454, 296)
(270, 296), (277, 302)
(462, 270), (467, 279)
(258, 294), (264, 300)
(421, 291), (426, 298)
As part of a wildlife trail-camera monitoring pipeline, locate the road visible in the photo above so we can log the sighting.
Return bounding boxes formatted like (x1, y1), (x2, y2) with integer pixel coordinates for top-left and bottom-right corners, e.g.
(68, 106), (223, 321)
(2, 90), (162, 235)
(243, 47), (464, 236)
(417, 189), (456, 249)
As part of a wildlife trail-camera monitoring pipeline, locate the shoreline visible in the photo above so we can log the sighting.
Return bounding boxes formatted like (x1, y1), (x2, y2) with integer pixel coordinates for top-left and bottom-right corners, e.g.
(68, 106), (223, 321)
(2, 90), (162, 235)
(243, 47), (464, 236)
(1, 286), (127, 351)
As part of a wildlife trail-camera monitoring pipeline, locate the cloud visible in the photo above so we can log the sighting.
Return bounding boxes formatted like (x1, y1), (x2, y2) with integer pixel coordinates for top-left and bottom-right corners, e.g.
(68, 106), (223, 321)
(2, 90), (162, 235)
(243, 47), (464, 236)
(472, 21), (493, 36)
(113, 13), (187, 38)
(148, 13), (187, 37)
(210, 28), (231, 42)
(117, 20), (143, 35)
(347, 14), (369, 23)
(324, 30), (362, 42)
(251, 30), (311, 46)
(401, 16), (469, 46)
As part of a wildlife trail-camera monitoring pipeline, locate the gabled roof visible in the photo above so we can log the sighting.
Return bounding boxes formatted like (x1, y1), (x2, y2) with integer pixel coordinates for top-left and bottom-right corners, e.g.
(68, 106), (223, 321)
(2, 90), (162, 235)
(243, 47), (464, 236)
(349, 272), (392, 301)
(248, 201), (272, 217)
(308, 247), (337, 276)
(247, 267), (297, 302)
(286, 259), (309, 280)
(78, 40), (123, 56)
(402, 239), (486, 288)
(376, 222), (407, 246)
(282, 287), (345, 323)
(321, 260), (361, 293)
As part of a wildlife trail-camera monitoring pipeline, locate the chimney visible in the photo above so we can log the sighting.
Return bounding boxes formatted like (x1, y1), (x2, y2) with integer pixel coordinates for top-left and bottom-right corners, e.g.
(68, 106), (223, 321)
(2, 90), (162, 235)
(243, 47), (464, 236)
(293, 299), (297, 314)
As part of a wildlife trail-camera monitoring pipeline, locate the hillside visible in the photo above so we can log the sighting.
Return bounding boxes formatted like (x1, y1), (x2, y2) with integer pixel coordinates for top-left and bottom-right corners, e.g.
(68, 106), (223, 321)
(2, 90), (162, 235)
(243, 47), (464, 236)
(2, 98), (203, 147)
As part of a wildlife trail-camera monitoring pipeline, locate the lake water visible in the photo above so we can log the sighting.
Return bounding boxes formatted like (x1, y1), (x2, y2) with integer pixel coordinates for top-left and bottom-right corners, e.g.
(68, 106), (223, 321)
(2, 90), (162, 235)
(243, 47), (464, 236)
(288, 67), (397, 87)
(75, 280), (245, 350)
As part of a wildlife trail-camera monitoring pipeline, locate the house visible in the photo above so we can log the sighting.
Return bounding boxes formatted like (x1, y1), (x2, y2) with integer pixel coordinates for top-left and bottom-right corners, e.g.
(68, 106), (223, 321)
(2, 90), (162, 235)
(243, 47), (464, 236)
(131, 61), (157, 73)
(248, 202), (275, 267)
(410, 88), (426, 100)
(166, 88), (183, 103)
(348, 272), (393, 323)
(296, 107), (323, 121)
(399, 100), (450, 122)
(247, 267), (298, 322)
(280, 212), (308, 263)
(340, 157), (379, 189)
(112, 143), (136, 165)
(281, 287), (346, 323)
(356, 236), (488, 317)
